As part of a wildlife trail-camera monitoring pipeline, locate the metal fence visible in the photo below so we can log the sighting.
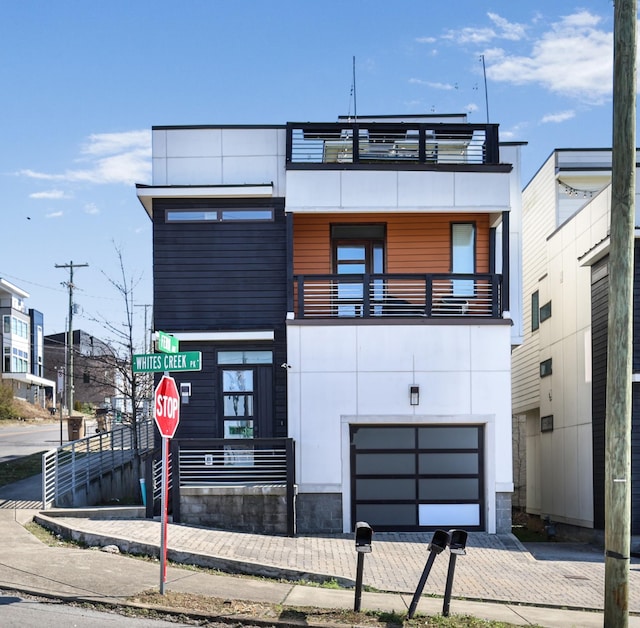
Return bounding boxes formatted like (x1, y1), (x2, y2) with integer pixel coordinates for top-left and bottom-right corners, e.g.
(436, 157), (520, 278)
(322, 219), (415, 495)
(42, 420), (154, 509)
(144, 438), (296, 535)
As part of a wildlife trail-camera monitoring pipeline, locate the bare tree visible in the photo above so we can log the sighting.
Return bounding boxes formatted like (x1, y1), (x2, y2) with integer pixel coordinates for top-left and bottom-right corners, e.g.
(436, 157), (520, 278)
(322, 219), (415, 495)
(86, 243), (152, 462)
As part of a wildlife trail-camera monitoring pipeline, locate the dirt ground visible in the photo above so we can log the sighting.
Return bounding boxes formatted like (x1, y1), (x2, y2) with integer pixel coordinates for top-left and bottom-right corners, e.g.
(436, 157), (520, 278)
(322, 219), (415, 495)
(6, 398), (58, 422)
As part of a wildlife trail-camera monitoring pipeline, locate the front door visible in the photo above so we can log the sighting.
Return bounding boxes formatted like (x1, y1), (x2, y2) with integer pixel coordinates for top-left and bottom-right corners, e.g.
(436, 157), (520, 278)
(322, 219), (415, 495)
(217, 349), (274, 441)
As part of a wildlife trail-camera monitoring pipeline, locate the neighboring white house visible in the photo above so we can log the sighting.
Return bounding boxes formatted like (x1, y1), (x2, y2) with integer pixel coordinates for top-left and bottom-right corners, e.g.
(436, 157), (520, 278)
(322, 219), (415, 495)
(512, 148), (640, 541)
(0, 277), (55, 407)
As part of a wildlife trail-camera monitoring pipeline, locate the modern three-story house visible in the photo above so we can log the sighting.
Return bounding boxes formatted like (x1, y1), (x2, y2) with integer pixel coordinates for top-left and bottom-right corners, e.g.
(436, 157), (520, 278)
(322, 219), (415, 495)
(137, 113), (523, 534)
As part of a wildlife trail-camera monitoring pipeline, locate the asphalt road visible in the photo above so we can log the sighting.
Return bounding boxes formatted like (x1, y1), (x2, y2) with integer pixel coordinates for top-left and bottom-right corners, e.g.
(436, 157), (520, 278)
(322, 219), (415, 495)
(0, 590), (196, 627)
(0, 419), (97, 462)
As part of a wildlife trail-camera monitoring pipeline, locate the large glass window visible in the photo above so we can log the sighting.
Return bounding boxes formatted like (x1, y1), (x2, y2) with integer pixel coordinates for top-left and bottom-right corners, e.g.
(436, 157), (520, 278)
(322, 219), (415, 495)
(451, 223), (476, 296)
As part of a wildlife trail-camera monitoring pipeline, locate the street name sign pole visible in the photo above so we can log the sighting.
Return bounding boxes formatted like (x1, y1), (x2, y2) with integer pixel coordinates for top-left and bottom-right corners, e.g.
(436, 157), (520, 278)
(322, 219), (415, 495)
(154, 374), (181, 595)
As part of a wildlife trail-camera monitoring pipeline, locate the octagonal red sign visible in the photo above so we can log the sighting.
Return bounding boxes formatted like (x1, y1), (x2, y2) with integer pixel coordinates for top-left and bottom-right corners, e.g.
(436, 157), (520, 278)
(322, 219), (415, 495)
(154, 375), (180, 438)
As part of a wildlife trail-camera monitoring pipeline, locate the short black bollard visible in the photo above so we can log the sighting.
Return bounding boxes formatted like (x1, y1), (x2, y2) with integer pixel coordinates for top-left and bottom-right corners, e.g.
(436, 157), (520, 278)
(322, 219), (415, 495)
(442, 529), (468, 617)
(407, 529), (450, 619)
(354, 522), (373, 612)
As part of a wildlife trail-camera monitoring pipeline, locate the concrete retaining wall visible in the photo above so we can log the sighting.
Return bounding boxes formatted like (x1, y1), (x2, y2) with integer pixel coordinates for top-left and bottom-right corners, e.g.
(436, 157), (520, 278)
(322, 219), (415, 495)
(180, 485), (290, 535)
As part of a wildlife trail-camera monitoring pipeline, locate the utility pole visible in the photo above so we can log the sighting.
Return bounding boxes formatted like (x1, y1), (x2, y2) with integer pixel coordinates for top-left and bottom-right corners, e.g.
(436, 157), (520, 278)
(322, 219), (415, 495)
(605, 0), (636, 625)
(55, 261), (89, 417)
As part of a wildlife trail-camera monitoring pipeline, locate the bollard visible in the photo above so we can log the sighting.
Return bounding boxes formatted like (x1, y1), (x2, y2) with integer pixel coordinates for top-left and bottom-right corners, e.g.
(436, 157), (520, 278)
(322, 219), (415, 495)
(407, 529), (450, 619)
(442, 529), (468, 617)
(353, 521), (372, 612)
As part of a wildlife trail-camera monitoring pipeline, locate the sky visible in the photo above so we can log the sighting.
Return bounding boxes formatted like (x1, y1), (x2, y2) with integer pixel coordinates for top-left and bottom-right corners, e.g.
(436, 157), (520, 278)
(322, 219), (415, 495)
(0, 0), (623, 348)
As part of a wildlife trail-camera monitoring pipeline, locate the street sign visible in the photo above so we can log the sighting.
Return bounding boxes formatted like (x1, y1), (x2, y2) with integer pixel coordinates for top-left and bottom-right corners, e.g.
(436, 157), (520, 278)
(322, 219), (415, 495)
(132, 351), (202, 373)
(156, 330), (179, 354)
(154, 375), (180, 438)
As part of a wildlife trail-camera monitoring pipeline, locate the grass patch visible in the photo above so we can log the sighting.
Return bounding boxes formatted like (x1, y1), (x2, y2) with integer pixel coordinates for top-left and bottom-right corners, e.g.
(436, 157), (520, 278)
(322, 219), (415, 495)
(0, 451), (44, 487)
(129, 590), (536, 627)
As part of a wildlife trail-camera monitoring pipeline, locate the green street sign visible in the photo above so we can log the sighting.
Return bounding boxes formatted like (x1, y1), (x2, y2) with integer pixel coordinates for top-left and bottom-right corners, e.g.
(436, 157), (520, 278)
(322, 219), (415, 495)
(133, 351), (202, 373)
(156, 330), (179, 354)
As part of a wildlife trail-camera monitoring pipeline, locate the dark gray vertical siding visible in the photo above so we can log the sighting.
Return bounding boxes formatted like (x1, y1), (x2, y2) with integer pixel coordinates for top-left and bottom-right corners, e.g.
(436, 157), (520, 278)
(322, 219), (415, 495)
(151, 198), (288, 440)
(591, 244), (640, 534)
(591, 257), (608, 530)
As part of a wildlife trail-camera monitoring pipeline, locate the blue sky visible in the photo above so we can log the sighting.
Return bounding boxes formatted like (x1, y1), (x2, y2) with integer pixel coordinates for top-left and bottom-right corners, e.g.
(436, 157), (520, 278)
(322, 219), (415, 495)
(0, 1), (620, 345)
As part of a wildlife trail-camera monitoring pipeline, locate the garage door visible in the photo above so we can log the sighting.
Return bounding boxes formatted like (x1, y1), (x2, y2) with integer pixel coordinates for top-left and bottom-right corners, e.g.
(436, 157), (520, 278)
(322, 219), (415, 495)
(350, 425), (484, 531)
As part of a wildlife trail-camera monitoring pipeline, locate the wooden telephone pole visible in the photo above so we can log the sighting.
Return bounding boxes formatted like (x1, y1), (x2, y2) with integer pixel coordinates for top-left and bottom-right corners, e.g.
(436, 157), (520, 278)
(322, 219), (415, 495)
(605, 0), (636, 625)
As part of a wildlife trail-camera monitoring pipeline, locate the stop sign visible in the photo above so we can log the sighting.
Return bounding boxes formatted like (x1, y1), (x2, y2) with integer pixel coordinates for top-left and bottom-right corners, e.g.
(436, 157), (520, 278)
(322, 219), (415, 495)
(154, 375), (180, 438)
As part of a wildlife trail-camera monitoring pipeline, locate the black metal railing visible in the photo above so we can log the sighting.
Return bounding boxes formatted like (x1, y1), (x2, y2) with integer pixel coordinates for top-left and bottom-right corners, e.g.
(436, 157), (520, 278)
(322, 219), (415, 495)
(293, 273), (503, 319)
(145, 438), (296, 536)
(286, 122), (501, 168)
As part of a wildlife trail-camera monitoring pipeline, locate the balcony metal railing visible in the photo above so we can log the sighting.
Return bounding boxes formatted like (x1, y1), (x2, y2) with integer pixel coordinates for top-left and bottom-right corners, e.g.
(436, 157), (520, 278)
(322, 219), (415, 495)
(294, 273), (503, 319)
(286, 122), (500, 168)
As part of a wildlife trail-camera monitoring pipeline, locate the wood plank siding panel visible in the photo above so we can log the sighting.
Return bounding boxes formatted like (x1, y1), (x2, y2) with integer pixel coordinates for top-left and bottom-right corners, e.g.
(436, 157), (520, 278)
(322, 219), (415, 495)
(512, 157), (558, 413)
(153, 199), (287, 330)
(292, 213), (491, 274)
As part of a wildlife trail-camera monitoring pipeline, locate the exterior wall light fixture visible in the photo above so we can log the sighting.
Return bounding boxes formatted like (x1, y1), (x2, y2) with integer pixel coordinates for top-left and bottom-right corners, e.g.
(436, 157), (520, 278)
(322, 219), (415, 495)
(410, 385), (420, 406)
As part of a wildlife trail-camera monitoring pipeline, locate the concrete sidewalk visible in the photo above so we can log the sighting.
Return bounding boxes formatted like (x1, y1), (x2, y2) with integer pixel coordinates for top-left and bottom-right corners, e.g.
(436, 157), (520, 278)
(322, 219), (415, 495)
(0, 508), (638, 628)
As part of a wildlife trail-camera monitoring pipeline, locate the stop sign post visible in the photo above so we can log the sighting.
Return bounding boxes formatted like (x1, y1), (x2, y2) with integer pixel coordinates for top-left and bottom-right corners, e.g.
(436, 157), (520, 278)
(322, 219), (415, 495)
(154, 374), (180, 594)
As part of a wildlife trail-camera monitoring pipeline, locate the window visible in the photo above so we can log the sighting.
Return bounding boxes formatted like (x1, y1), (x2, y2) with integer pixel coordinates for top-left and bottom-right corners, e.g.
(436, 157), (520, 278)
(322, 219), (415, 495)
(451, 223), (476, 296)
(217, 350), (273, 365)
(2, 316), (9, 334)
(531, 291), (540, 331)
(540, 301), (552, 323)
(540, 358), (552, 377)
(166, 208), (273, 222)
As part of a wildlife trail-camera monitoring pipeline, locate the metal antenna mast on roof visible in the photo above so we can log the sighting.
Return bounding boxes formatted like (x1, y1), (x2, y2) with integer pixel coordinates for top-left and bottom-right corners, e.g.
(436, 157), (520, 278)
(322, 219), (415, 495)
(352, 56), (357, 122)
(480, 55), (489, 123)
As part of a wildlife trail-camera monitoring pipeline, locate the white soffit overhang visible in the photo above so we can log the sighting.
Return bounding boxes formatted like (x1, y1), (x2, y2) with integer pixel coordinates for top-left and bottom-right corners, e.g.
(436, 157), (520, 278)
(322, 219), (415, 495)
(136, 184), (274, 217)
(170, 331), (274, 342)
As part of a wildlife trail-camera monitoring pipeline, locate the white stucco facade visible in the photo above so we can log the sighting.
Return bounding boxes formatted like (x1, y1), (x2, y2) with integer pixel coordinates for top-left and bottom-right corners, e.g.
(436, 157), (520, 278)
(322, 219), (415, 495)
(287, 322), (513, 533)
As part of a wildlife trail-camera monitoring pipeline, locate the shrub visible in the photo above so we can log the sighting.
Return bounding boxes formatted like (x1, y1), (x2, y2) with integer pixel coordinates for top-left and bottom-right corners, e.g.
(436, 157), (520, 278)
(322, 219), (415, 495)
(0, 384), (17, 421)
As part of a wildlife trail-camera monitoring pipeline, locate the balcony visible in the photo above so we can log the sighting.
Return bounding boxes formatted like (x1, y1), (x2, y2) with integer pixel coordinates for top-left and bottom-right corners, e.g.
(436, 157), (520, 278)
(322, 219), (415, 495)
(286, 122), (502, 170)
(293, 273), (503, 320)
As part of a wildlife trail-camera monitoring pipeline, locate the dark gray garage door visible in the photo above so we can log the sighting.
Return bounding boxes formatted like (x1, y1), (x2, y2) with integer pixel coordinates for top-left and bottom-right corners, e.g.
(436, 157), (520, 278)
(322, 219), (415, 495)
(350, 424), (484, 531)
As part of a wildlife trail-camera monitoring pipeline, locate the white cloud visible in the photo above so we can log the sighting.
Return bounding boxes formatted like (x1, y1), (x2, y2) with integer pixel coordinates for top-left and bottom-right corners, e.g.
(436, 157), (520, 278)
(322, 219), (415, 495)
(17, 129), (152, 186)
(416, 36), (437, 44)
(484, 11), (612, 103)
(466, 103), (479, 113)
(46, 211), (63, 218)
(84, 203), (100, 215)
(541, 110), (576, 124)
(487, 13), (527, 41)
(445, 12), (527, 44)
(29, 189), (70, 199)
(409, 78), (455, 90)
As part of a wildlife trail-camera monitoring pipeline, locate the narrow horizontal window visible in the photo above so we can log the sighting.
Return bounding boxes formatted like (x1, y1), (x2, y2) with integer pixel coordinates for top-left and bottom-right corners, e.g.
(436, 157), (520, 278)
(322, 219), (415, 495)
(166, 210), (218, 222)
(217, 350), (273, 365)
(165, 208), (273, 222)
(221, 209), (273, 221)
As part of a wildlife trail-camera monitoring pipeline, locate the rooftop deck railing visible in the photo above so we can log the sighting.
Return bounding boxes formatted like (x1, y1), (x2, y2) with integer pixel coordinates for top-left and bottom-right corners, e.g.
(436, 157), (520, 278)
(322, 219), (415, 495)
(294, 273), (503, 319)
(286, 122), (500, 168)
